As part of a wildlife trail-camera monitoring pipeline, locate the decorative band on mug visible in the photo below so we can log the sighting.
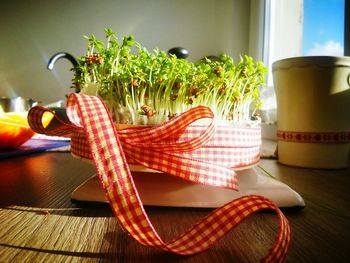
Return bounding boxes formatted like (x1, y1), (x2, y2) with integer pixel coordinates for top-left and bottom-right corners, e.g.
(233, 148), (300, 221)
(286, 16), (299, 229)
(277, 130), (350, 143)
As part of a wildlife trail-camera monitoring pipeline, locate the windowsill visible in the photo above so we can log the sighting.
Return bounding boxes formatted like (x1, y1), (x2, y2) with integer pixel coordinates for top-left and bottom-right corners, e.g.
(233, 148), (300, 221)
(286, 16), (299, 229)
(261, 122), (277, 141)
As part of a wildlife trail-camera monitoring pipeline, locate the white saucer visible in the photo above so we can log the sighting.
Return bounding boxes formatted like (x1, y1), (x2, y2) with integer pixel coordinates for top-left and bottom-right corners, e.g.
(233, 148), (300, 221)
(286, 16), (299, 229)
(71, 167), (305, 209)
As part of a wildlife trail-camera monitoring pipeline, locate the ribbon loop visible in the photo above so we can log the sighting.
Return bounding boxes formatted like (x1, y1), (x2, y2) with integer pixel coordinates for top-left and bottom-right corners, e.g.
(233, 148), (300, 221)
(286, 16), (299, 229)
(119, 106), (214, 142)
(119, 108), (216, 153)
(28, 106), (79, 137)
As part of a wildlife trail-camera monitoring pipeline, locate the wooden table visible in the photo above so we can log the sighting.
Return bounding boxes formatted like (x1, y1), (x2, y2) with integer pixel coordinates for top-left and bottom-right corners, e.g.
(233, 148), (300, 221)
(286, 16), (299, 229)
(0, 152), (349, 262)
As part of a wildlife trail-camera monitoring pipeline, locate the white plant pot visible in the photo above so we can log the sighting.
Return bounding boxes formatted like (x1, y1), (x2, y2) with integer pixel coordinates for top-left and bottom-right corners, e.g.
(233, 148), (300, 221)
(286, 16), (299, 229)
(272, 56), (350, 169)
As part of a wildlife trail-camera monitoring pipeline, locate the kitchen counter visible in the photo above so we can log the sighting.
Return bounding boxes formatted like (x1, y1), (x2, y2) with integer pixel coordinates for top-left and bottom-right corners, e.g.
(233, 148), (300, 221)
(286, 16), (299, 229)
(0, 151), (349, 262)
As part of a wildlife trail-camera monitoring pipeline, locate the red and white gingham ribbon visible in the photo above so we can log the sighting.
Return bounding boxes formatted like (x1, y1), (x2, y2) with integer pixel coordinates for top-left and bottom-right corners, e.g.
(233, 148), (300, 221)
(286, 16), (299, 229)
(28, 93), (291, 262)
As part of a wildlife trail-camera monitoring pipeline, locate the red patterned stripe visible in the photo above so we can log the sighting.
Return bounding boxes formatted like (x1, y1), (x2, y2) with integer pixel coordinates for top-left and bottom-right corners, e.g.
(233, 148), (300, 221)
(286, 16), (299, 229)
(28, 94), (291, 262)
(277, 130), (350, 143)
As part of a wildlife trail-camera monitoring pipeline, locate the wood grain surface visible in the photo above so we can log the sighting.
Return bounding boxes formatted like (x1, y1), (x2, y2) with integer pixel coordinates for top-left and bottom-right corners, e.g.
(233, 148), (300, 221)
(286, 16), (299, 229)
(0, 152), (349, 262)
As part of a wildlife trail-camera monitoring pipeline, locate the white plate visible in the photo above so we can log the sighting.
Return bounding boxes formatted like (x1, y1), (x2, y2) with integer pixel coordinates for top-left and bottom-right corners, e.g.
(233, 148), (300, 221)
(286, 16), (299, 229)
(71, 167), (305, 208)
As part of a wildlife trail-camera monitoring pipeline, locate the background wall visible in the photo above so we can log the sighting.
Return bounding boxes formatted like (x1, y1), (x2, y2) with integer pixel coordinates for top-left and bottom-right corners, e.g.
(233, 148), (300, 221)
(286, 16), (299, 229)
(0, 0), (252, 104)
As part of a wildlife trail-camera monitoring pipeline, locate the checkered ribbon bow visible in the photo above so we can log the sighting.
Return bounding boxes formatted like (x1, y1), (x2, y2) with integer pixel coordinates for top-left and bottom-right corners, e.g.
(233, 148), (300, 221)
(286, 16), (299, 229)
(28, 93), (291, 262)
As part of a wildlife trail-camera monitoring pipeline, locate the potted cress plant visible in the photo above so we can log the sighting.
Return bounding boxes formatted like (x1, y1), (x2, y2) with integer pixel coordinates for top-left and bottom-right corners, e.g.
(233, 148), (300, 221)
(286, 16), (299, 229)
(71, 28), (267, 126)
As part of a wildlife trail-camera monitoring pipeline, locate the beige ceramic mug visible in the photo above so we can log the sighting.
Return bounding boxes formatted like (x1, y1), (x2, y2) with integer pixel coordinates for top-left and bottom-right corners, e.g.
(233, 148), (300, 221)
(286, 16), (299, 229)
(272, 56), (350, 169)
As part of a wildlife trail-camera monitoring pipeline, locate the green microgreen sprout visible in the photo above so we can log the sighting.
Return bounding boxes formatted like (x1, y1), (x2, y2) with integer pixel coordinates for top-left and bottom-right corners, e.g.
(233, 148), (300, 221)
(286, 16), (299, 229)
(71, 28), (267, 125)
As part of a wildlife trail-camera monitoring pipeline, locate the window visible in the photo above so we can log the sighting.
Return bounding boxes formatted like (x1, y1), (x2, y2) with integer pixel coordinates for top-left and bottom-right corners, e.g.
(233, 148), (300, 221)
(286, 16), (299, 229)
(258, 0), (347, 125)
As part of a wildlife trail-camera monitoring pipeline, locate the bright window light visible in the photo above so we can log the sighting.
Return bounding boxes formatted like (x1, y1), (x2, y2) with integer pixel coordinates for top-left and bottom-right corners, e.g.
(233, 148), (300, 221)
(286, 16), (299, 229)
(260, 0), (346, 123)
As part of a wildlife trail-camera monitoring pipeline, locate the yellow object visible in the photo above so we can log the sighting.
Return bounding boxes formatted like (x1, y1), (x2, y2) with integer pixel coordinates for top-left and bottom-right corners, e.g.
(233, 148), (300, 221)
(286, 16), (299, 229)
(0, 111), (53, 149)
